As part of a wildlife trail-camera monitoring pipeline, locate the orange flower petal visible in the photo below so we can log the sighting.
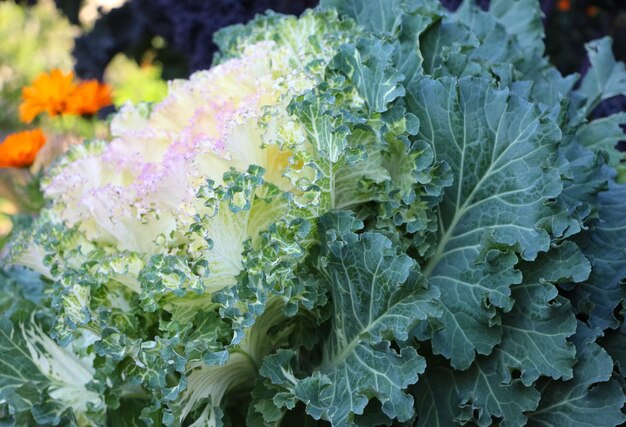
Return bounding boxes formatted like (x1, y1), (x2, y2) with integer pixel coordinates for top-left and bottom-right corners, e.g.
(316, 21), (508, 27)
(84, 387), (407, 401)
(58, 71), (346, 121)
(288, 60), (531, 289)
(66, 80), (113, 115)
(586, 5), (600, 17)
(0, 129), (47, 168)
(18, 69), (77, 123)
(557, 0), (571, 12)
(19, 101), (41, 124)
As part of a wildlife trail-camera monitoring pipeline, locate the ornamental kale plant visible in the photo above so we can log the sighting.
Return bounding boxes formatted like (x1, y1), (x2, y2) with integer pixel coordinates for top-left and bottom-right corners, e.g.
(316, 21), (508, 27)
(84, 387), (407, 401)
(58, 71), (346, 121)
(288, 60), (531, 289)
(3, 0), (626, 426)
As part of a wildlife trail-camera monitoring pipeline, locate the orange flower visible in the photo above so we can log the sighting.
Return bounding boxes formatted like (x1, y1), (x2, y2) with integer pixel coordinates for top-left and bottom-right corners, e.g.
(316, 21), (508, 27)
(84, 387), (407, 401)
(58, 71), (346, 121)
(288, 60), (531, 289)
(0, 129), (47, 168)
(586, 5), (600, 17)
(557, 0), (571, 11)
(19, 69), (77, 123)
(65, 80), (113, 115)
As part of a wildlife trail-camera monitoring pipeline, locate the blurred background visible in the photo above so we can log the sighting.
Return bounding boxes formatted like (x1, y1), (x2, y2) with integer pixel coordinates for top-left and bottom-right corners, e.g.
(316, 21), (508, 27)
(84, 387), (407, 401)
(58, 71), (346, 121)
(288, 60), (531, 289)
(8, 0), (624, 98)
(0, 0), (625, 241)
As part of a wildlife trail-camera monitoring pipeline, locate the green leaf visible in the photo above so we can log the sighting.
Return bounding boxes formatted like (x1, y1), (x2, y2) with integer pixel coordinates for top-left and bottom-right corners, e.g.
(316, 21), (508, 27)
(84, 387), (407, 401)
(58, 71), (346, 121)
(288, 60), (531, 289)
(527, 325), (626, 427)
(418, 19), (477, 78)
(572, 181), (626, 330)
(557, 142), (610, 236)
(575, 112), (626, 167)
(213, 9), (357, 71)
(168, 298), (291, 427)
(107, 399), (160, 427)
(286, 82), (391, 212)
(602, 322), (626, 378)
(487, 0), (545, 56)
(174, 353), (254, 427)
(411, 363), (458, 427)
(0, 318), (48, 402)
(573, 37), (626, 121)
(425, 0), (547, 85)
(453, 2), (523, 67)
(412, 243), (587, 427)
(289, 89), (350, 168)
(526, 68), (578, 118)
(406, 76), (563, 369)
(320, 0), (437, 35)
(320, 0), (444, 85)
(246, 378), (287, 427)
(412, 353), (540, 427)
(321, 0), (445, 85)
(260, 212), (441, 426)
(393, 5), (442, 85)
(0, 267), (45, 320)
(0, 318), (104, 425)
(454, 356), (541, 427)
(331, 36), (405, 113)
(495, 242), (585, 386)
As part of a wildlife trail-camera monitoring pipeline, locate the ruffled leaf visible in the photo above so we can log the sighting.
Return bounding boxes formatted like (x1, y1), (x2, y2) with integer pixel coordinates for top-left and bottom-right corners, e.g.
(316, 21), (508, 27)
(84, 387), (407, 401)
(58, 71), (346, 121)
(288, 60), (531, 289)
(260, 212), (441, 425)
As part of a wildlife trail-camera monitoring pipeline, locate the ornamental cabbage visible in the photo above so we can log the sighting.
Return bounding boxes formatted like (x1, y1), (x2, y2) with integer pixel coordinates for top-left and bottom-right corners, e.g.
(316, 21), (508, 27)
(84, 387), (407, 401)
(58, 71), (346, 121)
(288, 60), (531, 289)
(2, 1), (626, 426)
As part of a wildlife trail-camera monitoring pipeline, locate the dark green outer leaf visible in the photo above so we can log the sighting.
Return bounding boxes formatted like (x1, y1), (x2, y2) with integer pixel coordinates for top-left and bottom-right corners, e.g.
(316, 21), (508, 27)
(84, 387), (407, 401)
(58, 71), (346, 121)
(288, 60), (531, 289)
(574, 112), (626, 168)
(487, 0), (544, 56)
(0, 318), (47, 402)
(320, 0), (441, 35)
(602, 322), (626, 378)
(573, 181), (626, 330)
(572, 37), (626, 122)
(557, 141), (610, 237)
(320, 0), (443, 87)
(412, 243), (588, 427)
(527, 325), (626, 427)
(406, 75), (563, 369)
(494, 242), (586, 387)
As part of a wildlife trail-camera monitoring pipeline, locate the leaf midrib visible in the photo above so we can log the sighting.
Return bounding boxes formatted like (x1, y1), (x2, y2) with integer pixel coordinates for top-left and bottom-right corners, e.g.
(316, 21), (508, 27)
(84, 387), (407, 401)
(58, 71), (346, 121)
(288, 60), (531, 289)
(422, 92), (538, 278)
